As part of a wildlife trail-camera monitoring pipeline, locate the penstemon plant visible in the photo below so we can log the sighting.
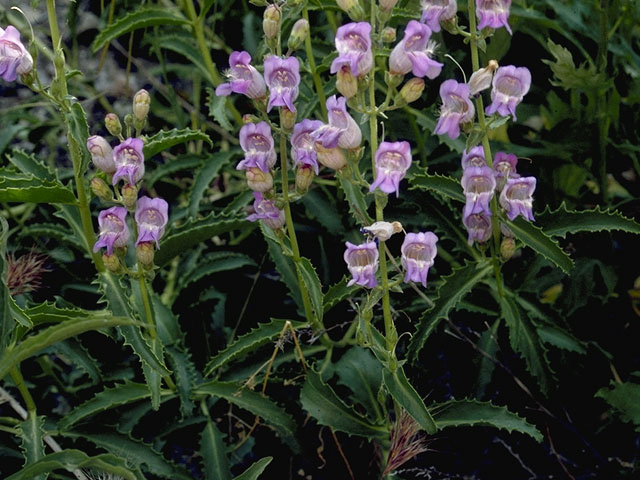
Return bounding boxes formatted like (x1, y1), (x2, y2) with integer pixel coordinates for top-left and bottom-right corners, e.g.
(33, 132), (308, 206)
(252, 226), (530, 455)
(1, 1), (640, 479)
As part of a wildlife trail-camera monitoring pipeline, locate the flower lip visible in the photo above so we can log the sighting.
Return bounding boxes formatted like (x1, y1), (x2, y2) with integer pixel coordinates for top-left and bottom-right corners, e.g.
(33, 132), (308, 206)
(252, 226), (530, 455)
(264, 55), (301, 112)
(291, 119), (324, 174)
(344, 241), (379, 288)
(135, 196), (169, 248)
(215, 50), (266, 99)
(246, 192), (285, 230)
(420, 0), (458, 33)
(463, 211), (492, 246)
(461, 146), (486, 169)
(401, 232), (438, 287)
(112, 138), (145, 185)
(237, 122), (276, 172)
(500, 176), (536, 221)
(476, 0), (513, 34)
(389, 20), (443, 79)
(434, 80), (475, 139)
(369, 141), (413, 197)
(330, 22), (373, 77)
(462, 165), (496, 218)
(93, 206), (130, 255)
(485, 65), (531, 120)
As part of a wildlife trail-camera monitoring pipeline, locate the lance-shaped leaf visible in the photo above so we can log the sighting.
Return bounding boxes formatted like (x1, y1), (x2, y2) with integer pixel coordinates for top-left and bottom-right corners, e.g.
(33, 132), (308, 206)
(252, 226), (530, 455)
(66, 103), (91, 172)
(188, 151), (234, 217)
(536, 202), (640, 238)
(7, 149), (55, 181)
(200, 420), (232, 480)
(337, 171), (373, 225)
(323, 276), (358, 313)
(408, 171), (465, 203)
(295, 257), (324, 328)
(18, 415), (46, 480)
(143, 127), (213, 159)
(507, 217), (574, 273)
(233, 457), (273, 480)
(383, 367), (437, 435)
(0, 174), (76, 204)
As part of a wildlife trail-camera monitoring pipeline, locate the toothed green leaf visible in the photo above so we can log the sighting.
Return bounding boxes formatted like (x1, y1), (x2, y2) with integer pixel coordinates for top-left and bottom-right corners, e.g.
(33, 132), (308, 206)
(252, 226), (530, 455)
(409, 171), (466, 203)
(200, 420), (232, 480)
(233, 457), (273, 480)
(536, 203), (640, 238)
(383, 366), (437, 435)
(144, 127), (213, 158)
(18, 415), (46, 480)
(295, 257), (324, 327)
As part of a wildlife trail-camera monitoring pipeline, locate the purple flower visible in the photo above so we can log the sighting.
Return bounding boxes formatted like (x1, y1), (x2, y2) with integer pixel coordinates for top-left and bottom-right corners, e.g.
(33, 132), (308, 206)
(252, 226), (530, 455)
(87, 136), (116, 174)
(112, 138), (145, 186)
(461, 146), (486, 169)
(215, 51), (266, 100)
(246, 192), (285, 230)
(237, 122), (277, 172)
(420, 0), (457, 32)
(401, 232), (438, 287)
(476, 0), (512, 34)
(311, 95), (361, 150)
(369, 141), (412, 197)
(344, 241), (378, 288)
(0, 25), (33, 82)
(93, 207), (130, 255)
(291, 119), (324, 174)
(434, 80), (475, 139)
(463, 211), (492, 246)
(493, 151), (518, 190)
(485, 65), (530, 120)
(461, 166), (496, 218)
(330, 22), (373, 77)
(389, 20), (442, 79)
(264, 55), (300, 112)
(500, 176), (536, 221)
(135, 196), (169, 247)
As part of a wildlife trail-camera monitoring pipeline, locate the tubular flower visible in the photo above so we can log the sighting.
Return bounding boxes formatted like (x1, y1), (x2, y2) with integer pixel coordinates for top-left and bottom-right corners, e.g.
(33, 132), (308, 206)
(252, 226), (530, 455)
(246, 192), (285, 230)
(87, 136), (116, 174)
(344, 241), (379, 288)
(369, 141), (412, 197)
(93, 207), (130, 255)
(237, 122), (277, 172)
(500, 176), (536, 221)
(112, 138), (145, 186)
(264, 55), (300, 112)
(461, 166), (496, 218)
(311, 95), (361, 150)
(135, 196), (168, 248)
(434, 80), (475, 139)
(492, 151), (518, 190)
(419, 0), (457, 33)
(476, 0), (513, 34)
(463, 211), (492, 246)
(215, 51), (266, 100)
(291, 119), (324, 174)
(485, 65), (531, 121)
(0, 25), (33, 82)
(401, 232), (438, 287)
(461, 146), (486, 169)
(330, 22), (373, 77)
(389, 20), (442, 79)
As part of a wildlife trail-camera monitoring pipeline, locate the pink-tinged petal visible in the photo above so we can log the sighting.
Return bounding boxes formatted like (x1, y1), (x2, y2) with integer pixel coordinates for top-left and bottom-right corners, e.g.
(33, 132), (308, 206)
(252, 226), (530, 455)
(401, 232), (438, 287)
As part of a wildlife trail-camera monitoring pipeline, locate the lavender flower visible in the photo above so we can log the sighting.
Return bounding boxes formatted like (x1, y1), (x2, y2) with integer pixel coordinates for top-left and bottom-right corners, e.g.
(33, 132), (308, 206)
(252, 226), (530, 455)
(476, 0), (512, 34)
(461, 146), (486, 169)
(0, 25), (33, 82)
(485, 65), (531, 120)
(264, 55), (300, 112)
(500, 176), (536, 221)
(369, 141), (412, 197)
(215, 51), (266, 100)
(93, 207), (130, 255)
(330, 22), (373, 77)
(463, 211), (492, 246)
(389, 20), (442, 79)
(291, 119), (324, 174)
(420, 0), (457, 33)
(401, 232), (438, 287)
(246, 192), (285, 230)
(493, 151), (518, 190)
(87, 136), (116, 174)
(461, 166), (496, 220)
(315, 144), (347, 170)
(344, 241), (378, 288)
(135, 196), (168, 247)
(237, 122), (277, 172)
(311, 95), (361, 150)
(434, 80), (475, 139)
(112, 138), (145, 186)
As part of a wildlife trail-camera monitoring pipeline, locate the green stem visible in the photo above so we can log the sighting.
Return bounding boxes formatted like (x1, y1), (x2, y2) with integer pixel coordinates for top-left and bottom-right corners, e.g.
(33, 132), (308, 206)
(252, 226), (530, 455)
(302, 6), (327, 120)
(10, 367), (36, 413)
(137, 273), (157, 340)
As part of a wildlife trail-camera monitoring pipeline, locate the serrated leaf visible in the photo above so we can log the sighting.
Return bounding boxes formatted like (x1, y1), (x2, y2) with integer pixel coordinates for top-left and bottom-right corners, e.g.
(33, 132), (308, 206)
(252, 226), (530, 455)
(263, 225), (303, 311)
(91, 7), (189, 52)
(208, 89), (234, 131)
(0, 174), (76, 204)
(536, 203), (640, 238)
(300, 369), (387, 438)
(145, 155), (204, 188)
(537, 325), (586, 354)
(167, 347), (198, 418)
(205, 319), (303, 375)
(5, 450), (136, 480)
(156, 214), (246, 266)
(18, 415), (46, 480)
(383, 366), (437, 435)
(188, 151), (234, 217)
(144, 127), (213, 158)
(19, 222), (84, 251)
(201, 420), (232, 480)
(323, 276), (358, 313)
(408, 262), (493, 362)
(595, 382), (640, 429)
(295, 257), (324, 327)
(507, 216), (574, 273)
(233, 457), (273, 480)
(476, 319), (501, 399)
(45, 338), (102, 383)
(542, 39), (607, 91)
(430, 398), (543, 442)
(66, 103), (91, 173)
(7, 149), (55, 181)
(142, 338), (164, 410)
(23, 302), (92, 325)
(408, 171), (465, 203)
(152, 295), (182, 346)
(181, 252), (256, 290)
(337, 171), (373, 225)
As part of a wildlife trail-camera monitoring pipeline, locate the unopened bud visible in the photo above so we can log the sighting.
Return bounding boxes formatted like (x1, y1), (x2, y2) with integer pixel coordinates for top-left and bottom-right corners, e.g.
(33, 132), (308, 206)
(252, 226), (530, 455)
(315, 143), (347, 170)
(246, 167), (274, 192)
(263, 4), (281, 41)
(91, 177), (112, 201)
(397, 78), (425, 105)
(121, 184), (138, 211)
(288, 19), (309, 51)
(337, 0), (366, 21)
(381, 27), (396, 43)
(500, 236), (516, 261)
(336, 66), (358, 99)
(281, 107), (297, 131)
(243, 113), (260, 124)
(133, 89), (150, 121)
(295, 165), (315, 193)
(105, 113), (122, 137)
(103, 253), (122, 273)
(379, 0), (399, 11)
(468, 59), (498, 96)
(87, 135), (116, 173)
(385, 70), (403, 89)
(136, 242), (155, 268)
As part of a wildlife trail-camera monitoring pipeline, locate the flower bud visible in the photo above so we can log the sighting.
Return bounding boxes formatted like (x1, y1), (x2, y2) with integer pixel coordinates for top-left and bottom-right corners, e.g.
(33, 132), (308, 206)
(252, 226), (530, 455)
(246, 167), (274, 192)
(385, 70), (403, 88)
(136, 242), (155, 268)
(379, 0), (399, 11)
(396, 78), (425, 105)
(121, 184), (138, 211)
(132, 89), (150, 121)
(500, 236), (516, 261)
(242, 113), (260, 124)
(263, 4), (281, 41)
(105, 113), (122, 137)
(468, 59), (498, 96)
(102, 253), (122, 273)
(381, 26), (396, 43)
(337, 0), (365, 21)
(315, 143), (347, 170)
(295, 165), (315, 194)
(91, 177), (112, 201)
(288, 19), (309, 51)
(336, 66), (358, 99)
(280, 106), (297, 132)
(87, 135), (116, 173)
